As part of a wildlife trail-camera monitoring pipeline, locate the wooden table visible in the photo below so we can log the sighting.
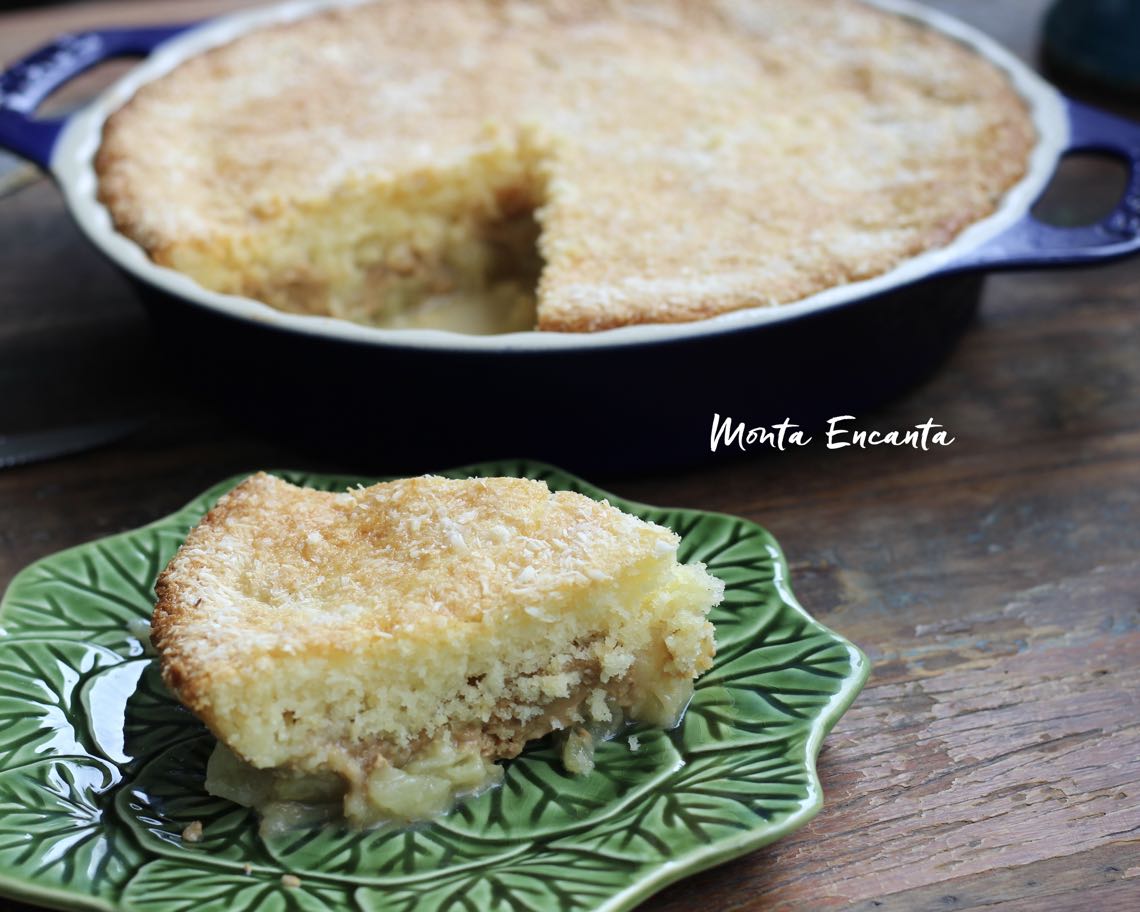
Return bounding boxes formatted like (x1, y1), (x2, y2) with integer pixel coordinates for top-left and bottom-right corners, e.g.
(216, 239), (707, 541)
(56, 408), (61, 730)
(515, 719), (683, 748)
(1, 2), (1138, 910)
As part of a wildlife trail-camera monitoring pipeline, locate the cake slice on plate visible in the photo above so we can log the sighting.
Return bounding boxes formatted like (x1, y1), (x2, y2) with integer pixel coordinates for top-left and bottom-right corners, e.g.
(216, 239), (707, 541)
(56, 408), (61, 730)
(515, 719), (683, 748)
(152, 472), (721, 827)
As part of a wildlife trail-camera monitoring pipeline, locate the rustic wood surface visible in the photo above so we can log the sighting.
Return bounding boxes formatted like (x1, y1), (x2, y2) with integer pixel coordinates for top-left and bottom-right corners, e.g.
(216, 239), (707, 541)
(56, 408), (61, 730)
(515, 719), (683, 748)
(1, 1), (1138, 910)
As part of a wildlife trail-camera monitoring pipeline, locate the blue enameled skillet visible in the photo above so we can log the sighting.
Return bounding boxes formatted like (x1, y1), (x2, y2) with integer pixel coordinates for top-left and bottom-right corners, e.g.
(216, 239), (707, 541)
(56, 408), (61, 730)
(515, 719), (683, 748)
(1, 0), (1138, 472)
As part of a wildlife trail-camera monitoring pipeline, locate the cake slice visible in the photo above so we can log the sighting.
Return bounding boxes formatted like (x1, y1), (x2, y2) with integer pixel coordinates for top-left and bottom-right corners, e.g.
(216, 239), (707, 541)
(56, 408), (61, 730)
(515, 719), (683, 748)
(152, 473), (721, 827)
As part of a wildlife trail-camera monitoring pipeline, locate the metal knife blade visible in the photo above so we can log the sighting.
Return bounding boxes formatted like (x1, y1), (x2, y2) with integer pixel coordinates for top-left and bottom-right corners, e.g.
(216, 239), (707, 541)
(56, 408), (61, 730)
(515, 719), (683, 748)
(0, 417), (143, 469)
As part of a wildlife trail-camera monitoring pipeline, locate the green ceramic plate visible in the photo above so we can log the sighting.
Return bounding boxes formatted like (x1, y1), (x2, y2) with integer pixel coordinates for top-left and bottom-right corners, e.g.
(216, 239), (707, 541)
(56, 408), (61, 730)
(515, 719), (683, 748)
(0, 461), (868, 912)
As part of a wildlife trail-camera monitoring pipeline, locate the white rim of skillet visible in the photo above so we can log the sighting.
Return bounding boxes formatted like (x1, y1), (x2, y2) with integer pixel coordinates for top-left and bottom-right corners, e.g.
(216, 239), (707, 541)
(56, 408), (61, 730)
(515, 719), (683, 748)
(52, 0), (1069, 353)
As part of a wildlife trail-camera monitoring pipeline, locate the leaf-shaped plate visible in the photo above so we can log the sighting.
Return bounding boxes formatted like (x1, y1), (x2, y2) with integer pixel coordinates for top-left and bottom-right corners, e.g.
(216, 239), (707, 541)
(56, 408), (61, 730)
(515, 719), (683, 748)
(0, 461), (868, 912)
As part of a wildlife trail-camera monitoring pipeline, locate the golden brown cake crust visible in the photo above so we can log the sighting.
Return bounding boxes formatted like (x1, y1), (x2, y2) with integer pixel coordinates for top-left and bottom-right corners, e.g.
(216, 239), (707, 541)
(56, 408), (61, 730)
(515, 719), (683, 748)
(152, 472), (681, 720)
(97, 0), (1036, 332)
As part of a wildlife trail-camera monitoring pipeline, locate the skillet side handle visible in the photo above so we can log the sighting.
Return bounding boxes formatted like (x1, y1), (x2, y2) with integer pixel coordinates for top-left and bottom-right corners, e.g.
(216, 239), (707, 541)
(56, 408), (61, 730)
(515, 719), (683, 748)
(945, 99), (1140, 272)
(0, 24), (193, 170)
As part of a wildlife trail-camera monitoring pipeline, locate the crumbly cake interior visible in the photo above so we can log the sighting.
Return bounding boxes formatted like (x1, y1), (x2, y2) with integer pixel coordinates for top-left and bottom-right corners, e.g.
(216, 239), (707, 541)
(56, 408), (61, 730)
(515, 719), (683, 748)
(96, 0), (1037, 333)
(158, 133), (550, 333)
(152, 473), (721, 826)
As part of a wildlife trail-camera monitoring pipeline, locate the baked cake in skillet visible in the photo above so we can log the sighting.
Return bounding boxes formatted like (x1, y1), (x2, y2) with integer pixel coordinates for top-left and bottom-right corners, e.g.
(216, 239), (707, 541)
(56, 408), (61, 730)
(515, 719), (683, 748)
(152, 473), (721, 827)
(97, 0), (1035, 333)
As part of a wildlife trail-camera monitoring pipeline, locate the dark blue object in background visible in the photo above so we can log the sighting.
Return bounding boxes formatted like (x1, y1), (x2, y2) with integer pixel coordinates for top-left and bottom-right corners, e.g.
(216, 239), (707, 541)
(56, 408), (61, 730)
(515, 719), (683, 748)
(1045, 0), (1140, 98)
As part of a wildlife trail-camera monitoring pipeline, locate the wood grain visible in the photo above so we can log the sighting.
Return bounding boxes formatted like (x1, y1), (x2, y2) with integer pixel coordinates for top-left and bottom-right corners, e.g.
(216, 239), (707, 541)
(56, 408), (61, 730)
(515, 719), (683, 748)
(1, 1), (1138, 910)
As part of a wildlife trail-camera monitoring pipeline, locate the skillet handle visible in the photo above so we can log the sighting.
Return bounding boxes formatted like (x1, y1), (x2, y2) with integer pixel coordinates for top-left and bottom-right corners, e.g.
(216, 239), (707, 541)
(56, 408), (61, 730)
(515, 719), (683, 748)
(946, 99), (1140, 272)
(0, 25), (192, 170)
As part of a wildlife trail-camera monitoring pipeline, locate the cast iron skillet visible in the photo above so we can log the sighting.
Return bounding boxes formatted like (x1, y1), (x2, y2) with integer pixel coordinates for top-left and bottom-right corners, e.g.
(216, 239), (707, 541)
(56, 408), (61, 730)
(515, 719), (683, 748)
(1, 0), (1139, 473)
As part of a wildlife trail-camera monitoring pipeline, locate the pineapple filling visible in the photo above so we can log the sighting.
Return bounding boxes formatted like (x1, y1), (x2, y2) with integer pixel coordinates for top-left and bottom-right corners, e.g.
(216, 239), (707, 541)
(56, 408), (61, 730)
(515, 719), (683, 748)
(204, 675), (696, 834)
(172, 133), (551, 335)
(373, 204), (544, 334)
(206, 736), (504, 836)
